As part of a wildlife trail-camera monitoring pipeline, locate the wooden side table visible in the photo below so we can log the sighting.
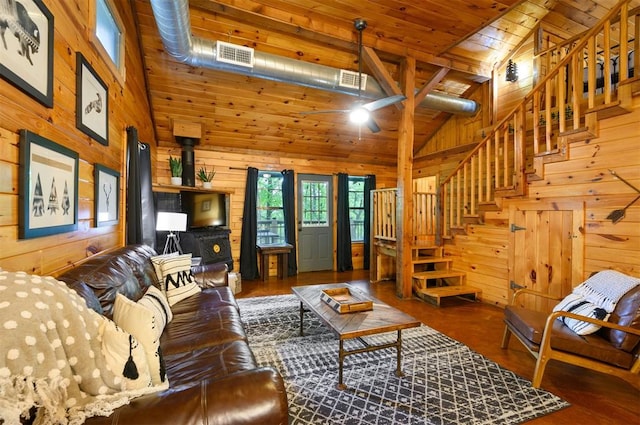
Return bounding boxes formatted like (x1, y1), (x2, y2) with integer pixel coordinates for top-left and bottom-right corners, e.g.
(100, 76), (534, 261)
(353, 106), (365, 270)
(257, 243), (293, 281)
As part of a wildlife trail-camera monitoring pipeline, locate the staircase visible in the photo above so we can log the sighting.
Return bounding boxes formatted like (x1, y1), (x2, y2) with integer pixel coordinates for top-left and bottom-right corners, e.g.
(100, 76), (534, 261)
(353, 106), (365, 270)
(440, 0), (639, 238)
(411, 244), (480, 306)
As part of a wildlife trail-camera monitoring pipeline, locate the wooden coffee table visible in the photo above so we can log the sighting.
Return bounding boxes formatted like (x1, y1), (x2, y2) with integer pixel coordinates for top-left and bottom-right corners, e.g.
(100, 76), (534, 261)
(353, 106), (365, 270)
(291, 283), (421, 389)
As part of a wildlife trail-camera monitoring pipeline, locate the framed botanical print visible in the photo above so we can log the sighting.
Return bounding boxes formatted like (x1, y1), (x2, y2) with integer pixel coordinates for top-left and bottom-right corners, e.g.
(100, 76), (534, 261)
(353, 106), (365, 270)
(94, 164), (120, 227)
(19, 130), (78, 239)
(76, 52), (109, 146)
(0, 0), (54, 107)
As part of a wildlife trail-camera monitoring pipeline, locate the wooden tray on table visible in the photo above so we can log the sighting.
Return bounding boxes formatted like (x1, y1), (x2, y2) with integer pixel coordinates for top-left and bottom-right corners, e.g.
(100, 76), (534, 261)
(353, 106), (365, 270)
(320, 287), (373, 313)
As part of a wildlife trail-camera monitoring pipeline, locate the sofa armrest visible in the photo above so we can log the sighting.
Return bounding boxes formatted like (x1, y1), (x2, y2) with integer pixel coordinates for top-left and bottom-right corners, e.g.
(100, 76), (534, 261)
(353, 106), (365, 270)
(193, 262), (229, 288)
(83, 367), (288, 425)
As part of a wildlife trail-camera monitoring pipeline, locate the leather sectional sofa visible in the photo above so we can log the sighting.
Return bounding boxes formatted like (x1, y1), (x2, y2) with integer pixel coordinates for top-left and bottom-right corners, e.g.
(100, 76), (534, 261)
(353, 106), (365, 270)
(57, 244), (288, 425)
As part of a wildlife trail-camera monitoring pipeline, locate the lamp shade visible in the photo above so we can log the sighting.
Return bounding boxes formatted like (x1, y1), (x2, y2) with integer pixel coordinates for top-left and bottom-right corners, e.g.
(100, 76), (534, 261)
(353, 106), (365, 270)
(156, 212), (187, 232)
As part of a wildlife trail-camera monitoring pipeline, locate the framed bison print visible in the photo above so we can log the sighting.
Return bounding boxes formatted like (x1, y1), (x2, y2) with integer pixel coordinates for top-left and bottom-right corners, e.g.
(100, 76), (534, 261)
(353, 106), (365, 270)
(19, 130), (79, 239)
(76, 52), (109, 146)
(0, 0), (54, 107)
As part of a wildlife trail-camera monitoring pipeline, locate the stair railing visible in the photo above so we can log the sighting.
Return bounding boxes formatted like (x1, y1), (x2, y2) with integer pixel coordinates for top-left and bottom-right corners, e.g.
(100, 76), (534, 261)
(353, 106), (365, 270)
(440, 0), (637, 238)
(372, 189), (438, 245)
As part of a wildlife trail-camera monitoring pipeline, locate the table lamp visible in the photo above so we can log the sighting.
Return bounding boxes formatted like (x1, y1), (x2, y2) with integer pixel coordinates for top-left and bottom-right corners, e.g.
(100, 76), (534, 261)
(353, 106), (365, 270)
(156, 212), (188, 255)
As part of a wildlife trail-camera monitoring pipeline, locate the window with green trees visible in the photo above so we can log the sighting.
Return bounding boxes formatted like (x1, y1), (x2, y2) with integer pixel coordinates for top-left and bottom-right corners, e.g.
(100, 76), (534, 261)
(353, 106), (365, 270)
(348, 177), (365, 241)
(257, 171), (285, 245)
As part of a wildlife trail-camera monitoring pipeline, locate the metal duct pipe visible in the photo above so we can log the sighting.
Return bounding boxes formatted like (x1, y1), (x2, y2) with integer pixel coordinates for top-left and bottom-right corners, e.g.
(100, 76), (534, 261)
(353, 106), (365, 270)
(149, 0), (479, 116)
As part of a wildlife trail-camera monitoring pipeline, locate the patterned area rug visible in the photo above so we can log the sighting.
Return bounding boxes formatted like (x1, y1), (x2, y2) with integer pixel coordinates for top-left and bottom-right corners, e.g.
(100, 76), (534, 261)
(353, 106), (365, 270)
(238, 294), (569, 425)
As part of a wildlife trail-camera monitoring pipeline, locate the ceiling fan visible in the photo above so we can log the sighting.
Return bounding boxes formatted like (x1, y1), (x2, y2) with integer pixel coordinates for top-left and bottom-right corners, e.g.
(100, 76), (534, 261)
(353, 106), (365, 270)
(299, 19), (406, 133)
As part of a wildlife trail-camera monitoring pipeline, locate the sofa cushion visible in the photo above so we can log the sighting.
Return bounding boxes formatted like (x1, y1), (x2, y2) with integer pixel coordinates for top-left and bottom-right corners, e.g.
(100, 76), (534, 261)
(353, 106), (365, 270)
(58, 245), (157, 318)
(163, 341), (256, 386)
(151, 254), (201, 306)
(599, 285), (640, 352)
(169, 287), (239, 316)
(114, 294), (167, 385)
(504, 305), (547, 345)
(161, 305), (247, 355)
(549, 320), (635, 369)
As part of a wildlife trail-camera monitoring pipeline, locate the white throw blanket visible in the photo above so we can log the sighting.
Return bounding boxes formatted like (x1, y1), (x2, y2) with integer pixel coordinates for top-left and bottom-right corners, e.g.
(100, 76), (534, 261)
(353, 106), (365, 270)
(0, 270), (167, 425)
(573, 269), (640, 313)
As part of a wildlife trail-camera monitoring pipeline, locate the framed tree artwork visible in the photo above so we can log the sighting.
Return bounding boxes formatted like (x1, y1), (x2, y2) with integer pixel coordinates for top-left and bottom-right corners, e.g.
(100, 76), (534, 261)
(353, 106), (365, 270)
(0, 0), (54, 107)
(94, 164), (120, 227)
(19, 130), (78, 239)
(76, 52), (109, 146)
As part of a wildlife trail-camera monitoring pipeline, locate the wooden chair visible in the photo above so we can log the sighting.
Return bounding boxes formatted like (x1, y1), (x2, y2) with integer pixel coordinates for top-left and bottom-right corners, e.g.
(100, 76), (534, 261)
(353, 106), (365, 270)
(501, 285), (640, 389)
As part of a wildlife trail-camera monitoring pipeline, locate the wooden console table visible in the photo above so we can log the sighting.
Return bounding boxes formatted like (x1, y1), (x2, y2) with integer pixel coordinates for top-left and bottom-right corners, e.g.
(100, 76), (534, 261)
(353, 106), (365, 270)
(257, 243), (293, 281)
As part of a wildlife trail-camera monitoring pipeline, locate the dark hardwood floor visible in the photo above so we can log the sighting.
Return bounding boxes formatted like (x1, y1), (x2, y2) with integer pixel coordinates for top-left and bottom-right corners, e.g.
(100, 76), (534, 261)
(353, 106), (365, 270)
(236, 269), (640, 425)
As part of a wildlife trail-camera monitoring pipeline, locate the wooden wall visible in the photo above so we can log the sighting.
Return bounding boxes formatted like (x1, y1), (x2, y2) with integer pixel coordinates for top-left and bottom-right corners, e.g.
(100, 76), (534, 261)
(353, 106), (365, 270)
(0, 0), (154, 275)
(441, 100), (640, 306)
(155, 147), (397, 275)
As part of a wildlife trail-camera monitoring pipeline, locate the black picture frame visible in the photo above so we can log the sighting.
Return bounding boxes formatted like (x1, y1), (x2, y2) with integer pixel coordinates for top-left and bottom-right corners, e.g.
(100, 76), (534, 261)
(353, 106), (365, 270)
(94, 164), (120, 227)
(0, 0), (54, 107)
(76, 52), (109, 146)
(19, 130), (78, 239)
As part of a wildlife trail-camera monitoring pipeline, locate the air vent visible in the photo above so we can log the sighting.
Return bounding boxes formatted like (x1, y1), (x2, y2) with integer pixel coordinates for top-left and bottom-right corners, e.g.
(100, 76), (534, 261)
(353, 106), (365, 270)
(339, 69), (367, 90)
(216, 41), (254, 67)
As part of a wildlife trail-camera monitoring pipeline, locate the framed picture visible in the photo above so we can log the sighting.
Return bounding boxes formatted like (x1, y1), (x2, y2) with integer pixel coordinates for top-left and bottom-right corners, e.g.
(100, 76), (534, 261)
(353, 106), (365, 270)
(19, 130), (78, 239)
(0, 0), (54, 107)
(94, 164), (120, 227)
(76, 52), (109, 146)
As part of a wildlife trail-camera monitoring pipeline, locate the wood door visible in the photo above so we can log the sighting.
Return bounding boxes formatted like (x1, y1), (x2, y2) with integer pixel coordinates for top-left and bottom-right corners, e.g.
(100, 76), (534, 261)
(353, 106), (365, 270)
(297, 174), (333, 272)
(508, 201), (585, 312)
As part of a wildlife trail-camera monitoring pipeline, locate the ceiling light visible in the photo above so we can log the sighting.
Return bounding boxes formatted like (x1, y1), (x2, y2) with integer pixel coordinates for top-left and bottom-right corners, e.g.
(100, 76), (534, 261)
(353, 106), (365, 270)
(349, 107), (369, 124)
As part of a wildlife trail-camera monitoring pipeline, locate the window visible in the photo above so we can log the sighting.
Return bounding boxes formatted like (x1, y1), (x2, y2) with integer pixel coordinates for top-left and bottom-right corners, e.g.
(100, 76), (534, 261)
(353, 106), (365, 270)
(348, 177), (365, 242)
(91, 0), (125, 84)
(301, 180), (329, 227)
(257, 171), (285, 245)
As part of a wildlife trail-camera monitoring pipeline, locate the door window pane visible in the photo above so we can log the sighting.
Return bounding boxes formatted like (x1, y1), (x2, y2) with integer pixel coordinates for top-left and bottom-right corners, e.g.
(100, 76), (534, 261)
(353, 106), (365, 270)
(301, 180), (328, 227)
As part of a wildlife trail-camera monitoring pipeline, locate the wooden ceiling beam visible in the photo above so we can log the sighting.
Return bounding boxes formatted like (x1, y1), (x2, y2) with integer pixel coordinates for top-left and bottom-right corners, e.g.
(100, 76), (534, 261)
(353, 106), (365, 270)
(361, 46), (404, 109)
(414, 67), (450, 107)
(191, 0), (491, 78)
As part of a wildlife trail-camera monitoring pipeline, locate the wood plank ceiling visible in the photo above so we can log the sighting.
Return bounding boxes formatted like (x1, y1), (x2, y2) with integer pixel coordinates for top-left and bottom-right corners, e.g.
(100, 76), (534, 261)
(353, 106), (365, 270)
(132, 0), (631, 166)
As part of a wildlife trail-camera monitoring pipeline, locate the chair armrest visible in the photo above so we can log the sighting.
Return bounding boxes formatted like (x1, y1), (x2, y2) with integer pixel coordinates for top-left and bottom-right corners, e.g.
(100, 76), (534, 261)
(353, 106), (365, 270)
(510, 288), (562, 306)
(544, 310), (640, 337)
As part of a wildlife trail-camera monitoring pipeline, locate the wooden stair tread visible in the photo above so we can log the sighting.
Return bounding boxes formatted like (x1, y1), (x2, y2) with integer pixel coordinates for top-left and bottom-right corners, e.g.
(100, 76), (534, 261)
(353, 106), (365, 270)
(412, 257), (452, 264)
(415, 285), (481, 306)
(412, 270), (465, 279)
(585, 100), (631, 120)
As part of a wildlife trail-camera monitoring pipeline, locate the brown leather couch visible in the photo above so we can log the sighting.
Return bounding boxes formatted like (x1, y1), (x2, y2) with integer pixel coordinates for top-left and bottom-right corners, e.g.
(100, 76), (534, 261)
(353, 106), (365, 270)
(57, 244), (288, 425)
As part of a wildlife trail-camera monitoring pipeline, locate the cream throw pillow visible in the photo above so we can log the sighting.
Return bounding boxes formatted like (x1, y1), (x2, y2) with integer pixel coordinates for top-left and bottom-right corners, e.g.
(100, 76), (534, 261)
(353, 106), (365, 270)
(113, 294), (167, 385)
(150, 253), (201, 306)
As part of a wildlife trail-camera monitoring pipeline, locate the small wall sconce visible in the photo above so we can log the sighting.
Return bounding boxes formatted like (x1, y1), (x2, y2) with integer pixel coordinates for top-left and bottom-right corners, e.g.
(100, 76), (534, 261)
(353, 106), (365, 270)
(506, 59), (518, 82)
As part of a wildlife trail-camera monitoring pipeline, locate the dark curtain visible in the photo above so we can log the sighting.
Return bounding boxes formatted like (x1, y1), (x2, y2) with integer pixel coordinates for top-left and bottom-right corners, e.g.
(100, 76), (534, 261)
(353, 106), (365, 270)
(240, 167), (259, 280)
(336, 173), (353, 272)
(126, 127), (156, 249)
(281, 169), (298, 276)
(363, 174), (376, 269)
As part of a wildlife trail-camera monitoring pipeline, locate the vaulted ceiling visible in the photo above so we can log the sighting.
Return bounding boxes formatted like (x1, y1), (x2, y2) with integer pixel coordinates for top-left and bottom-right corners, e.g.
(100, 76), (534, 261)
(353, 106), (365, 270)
(132, 0), (631, 166)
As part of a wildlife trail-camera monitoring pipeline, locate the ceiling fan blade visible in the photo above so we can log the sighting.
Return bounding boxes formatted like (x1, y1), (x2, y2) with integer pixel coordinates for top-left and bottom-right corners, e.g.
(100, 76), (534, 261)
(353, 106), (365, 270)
(298, 109), (350, 115)
(365, 117), (381, 133)
(362, 94), (406, 112)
